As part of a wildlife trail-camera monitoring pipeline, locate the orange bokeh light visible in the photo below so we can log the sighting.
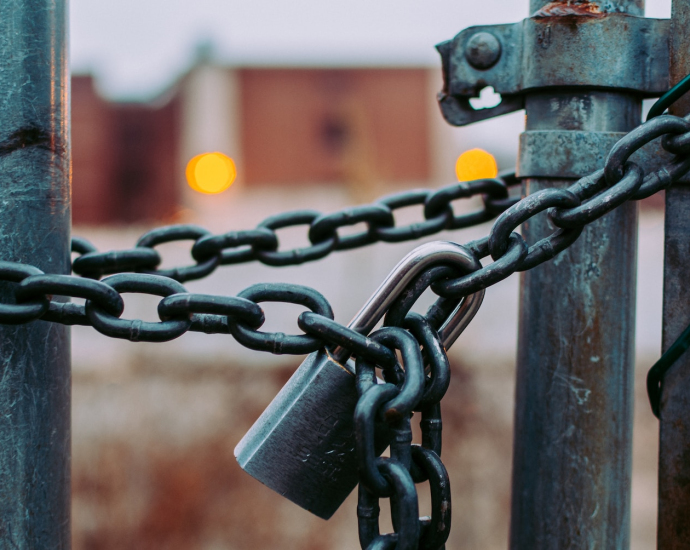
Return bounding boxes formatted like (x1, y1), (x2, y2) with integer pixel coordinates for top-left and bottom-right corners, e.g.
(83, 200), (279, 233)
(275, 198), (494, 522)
(186, 152), (237, 194)
(455, 148), (498, 182)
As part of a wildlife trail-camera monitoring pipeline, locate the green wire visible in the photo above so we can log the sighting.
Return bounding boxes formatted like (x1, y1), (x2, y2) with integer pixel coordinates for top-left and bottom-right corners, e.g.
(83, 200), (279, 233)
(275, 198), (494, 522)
(646, 72), (690, 121)
(645, 71), (690, 418)
(647, 322), (690, 418)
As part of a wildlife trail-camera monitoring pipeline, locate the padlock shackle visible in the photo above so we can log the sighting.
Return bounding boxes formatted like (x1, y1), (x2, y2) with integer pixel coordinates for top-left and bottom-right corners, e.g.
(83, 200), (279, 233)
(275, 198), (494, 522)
(438, 289), (484, 349)
(332, 241), (485, 363)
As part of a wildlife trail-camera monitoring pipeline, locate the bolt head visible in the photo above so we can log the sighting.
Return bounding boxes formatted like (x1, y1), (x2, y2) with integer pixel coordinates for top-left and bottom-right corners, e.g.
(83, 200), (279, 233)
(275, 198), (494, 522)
(465, 32), (502, 70)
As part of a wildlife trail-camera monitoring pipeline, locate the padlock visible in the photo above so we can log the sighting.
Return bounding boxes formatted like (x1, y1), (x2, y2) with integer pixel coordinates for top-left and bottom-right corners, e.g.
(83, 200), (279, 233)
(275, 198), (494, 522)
(234, 241), (484, 519)
(235, 350), (362, 518)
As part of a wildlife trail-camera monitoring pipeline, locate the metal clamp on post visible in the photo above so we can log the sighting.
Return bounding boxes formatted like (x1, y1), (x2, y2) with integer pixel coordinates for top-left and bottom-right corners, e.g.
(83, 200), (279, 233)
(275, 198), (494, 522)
(435, 2), (690, 182)
(437, 8), (669, 129)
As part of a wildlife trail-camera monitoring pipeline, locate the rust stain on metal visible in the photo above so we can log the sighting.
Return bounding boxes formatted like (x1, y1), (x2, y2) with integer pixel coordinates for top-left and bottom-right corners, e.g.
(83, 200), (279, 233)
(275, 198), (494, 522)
(533, 1), (605, 18)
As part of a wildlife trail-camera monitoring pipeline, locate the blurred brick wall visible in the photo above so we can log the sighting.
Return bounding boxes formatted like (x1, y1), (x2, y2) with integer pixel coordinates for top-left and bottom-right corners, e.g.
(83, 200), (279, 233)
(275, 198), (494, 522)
(72, 76), (180, 224)
(239, 68), (431, 186)
(72, 68), (432, 225)
(72, 76), (119, 224)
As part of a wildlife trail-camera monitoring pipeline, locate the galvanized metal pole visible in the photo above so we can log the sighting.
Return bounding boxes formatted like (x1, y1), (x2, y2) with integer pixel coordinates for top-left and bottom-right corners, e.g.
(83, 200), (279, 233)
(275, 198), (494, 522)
(0, 1), (71, 547)
(658, 1), (690, 547)
(510, 1), (642, 548)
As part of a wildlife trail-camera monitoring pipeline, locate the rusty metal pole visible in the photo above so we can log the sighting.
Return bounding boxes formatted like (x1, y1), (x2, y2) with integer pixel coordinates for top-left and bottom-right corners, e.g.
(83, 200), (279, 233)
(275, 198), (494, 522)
(510, 1), (642, 548)
(657, 1), (690, 547)
(0, 0), (71, 547)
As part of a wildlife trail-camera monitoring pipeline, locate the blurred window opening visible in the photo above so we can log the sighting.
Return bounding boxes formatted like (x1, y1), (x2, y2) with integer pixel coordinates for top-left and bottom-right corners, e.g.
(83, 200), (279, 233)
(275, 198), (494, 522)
(320, 116), (350, 153)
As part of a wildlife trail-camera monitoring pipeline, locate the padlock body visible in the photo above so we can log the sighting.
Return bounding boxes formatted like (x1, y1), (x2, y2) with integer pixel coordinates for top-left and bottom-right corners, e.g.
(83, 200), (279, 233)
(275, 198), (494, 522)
(235, 350), (361, 519)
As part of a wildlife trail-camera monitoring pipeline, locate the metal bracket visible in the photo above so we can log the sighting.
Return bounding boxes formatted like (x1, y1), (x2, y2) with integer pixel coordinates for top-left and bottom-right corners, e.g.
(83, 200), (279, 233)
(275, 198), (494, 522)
(438, 13), (671, 126)
(518, 129), (690, 183)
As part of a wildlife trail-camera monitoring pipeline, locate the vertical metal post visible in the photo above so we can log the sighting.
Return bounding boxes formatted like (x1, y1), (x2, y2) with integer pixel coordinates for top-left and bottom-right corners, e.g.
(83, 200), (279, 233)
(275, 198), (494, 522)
(510, 1), (642, 548)
(0, 1), (71, 547)
(658, 1), (690, 547)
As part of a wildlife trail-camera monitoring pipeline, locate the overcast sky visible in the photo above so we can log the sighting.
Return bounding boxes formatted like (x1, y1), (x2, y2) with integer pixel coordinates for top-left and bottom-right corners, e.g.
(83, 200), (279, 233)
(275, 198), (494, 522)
(70, 0), (673, 99)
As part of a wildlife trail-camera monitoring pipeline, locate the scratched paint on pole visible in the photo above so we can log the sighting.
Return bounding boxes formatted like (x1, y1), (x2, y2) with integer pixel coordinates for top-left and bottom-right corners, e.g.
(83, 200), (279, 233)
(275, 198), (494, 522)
(510, 1), (643, 548)
(0, 0), (71, 547)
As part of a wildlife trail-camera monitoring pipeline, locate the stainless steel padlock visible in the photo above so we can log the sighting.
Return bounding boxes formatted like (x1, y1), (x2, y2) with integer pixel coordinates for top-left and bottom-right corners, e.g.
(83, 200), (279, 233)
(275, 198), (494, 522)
(234, 241), (484, 519)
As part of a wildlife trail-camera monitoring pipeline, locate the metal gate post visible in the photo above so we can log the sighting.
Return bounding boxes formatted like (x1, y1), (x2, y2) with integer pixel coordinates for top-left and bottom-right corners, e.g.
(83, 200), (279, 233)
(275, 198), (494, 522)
(658, 1), (690, 547)
(510, 1), (642, 548)
(0, 0), (71, 547)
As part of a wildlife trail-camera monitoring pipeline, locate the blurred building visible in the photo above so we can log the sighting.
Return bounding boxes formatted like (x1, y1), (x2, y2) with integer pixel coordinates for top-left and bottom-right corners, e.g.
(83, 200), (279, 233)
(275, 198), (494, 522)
(72, 59), (457, 225)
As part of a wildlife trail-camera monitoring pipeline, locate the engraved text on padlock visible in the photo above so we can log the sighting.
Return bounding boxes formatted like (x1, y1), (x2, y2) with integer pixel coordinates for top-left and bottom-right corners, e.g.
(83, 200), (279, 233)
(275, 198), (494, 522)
(235, 350), (359, 519)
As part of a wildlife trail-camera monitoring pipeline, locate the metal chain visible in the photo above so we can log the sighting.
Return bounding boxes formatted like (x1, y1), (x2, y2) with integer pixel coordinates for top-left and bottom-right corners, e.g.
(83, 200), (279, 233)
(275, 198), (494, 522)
(0, 115), (686, 366)
(70, 172), (520, 281)
(355, 323), (452, 549)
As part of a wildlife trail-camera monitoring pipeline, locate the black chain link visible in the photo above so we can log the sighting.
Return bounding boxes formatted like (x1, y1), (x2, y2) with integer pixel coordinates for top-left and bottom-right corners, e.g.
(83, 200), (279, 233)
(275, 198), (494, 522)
(226, 283), (335, 354)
